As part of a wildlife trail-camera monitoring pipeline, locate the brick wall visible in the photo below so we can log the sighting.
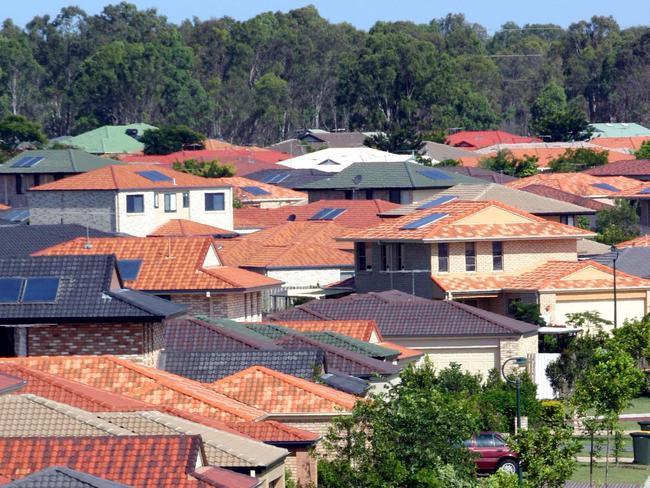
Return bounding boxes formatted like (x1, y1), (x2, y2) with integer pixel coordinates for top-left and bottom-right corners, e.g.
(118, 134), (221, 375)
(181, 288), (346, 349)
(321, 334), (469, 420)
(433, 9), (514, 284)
(29, 190), (117, 232)
(0, 174), (58, 207)
(169, 292), (262, 322)
(499, 333), (538, 368)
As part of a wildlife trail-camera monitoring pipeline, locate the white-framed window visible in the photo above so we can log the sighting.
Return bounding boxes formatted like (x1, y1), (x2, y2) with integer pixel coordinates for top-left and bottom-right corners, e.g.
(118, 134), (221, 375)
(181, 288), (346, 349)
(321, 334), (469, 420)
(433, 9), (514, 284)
(164, 193), (177, 213)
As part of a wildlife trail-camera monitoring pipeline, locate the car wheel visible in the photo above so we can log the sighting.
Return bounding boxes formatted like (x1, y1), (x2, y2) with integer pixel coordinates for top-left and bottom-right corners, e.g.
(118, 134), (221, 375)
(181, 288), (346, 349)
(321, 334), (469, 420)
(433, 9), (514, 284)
(497, 459), (518, 474)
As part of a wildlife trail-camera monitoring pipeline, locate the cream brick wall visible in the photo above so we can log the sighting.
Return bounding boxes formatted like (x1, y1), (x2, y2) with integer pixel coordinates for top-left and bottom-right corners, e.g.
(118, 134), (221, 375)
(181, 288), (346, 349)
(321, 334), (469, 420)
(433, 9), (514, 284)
(499, 333), (538, 366)
(170, 292), (262, 321)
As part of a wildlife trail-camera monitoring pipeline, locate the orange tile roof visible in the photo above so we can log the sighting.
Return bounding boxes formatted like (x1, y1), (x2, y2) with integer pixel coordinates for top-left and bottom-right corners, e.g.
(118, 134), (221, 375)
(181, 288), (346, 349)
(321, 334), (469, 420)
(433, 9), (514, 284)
(618, 234), (650, 248)
(148, 219), (236, 237)
(507, 173), (644, 197)
(432, 259), (650, 293)
(216, 221), (354, 268)
(275, 320), (383, 342)
(233, 199), (400, 230)
(225, 420), (320, 443)
(216, 176), (306, 202)
(34, 236), (280, 292)
(29, 163), (232, 191)
(458, 148), (629, 168)
(340, 200), (595, 242)
(590, 136), (650, 152)
(211, 366), (357, 414)
(376, 341), (423, 360)
(446, 131), (542, 149)
(0, 356), (266, 423)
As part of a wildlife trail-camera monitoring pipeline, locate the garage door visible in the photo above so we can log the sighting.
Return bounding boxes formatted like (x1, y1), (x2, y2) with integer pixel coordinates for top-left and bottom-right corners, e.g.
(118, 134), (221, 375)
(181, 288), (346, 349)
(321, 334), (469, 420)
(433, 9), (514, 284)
(419, 348), (498, 376)
(555, 299), (645, 331)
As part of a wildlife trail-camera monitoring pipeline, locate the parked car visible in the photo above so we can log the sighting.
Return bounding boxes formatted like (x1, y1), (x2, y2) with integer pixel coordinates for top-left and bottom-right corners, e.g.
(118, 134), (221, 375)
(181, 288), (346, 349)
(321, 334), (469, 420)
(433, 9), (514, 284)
(464, 432), (519, 474)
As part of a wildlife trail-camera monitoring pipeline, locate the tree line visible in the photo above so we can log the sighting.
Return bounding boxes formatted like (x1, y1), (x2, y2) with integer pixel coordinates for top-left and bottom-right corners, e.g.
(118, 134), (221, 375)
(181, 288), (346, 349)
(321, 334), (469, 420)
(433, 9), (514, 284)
(1, 3), (650, 146)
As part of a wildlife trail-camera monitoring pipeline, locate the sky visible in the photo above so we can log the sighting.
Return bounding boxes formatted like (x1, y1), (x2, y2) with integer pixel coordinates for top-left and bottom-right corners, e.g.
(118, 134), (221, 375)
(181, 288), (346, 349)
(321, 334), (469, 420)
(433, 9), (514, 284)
(5, 0), (650, 31)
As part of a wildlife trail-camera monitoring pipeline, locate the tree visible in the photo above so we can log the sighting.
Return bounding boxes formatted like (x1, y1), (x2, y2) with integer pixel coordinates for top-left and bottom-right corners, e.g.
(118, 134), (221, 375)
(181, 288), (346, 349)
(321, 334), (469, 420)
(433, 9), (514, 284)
(172, 159), (235, 177)
(364, 125), (425, 155)
(436, 158), (461, 167)
(0, 114), (46, 151)
(509, 300), (546, 326)
(141, 126), (205, 155)
(548, 148), (609, 172)
(635, 140), (650, 159)
(479, 150), (538, 177)
(530, 82), (592, 141)
(595, 199), (640, 245)
(611, 315), (650, 369)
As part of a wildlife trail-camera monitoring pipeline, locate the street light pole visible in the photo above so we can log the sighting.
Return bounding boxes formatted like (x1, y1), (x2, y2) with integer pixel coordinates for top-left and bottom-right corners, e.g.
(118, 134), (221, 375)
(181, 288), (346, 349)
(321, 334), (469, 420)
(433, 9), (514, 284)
(611, 245), (619, 329)
(501, 356), (527, 486)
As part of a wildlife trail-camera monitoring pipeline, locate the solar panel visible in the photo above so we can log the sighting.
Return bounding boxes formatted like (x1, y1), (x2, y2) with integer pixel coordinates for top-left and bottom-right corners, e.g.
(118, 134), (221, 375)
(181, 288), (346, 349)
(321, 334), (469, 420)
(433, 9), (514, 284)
(418, 169), (453, 181)
(262, 172), (290, 184)
(400, 213), (448, 229)
(11, 156), (44, 168)
(591, 182), (620, 192)
(308, 208), (347, 220)
(136, 170), (173, 182)
(242, 186), (271, 196)
(417, 195), (457, 209)
(117, 259), (143, 281)
(22, 277), (59, 302)
(0, 278), (22, 302)
(1, 209), (29, 222)
(640, 187), (650, 194)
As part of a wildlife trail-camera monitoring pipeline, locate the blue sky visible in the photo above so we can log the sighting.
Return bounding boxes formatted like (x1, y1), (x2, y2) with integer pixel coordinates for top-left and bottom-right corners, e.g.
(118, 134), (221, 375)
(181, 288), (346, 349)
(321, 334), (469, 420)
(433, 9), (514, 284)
(7, 0), (650, 30)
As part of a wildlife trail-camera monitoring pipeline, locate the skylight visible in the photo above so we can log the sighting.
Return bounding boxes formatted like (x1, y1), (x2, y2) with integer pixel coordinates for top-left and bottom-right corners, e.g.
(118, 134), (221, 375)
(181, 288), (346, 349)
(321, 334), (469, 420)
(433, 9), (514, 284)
(22, 277), (60, 302)
(117, 259), (143, 281)
(242, 186), (271, 196)
(416, 195), (457, 209)
(11, 156), (44, 168)
(0, 209), (29, 222)
(640, 187), (650, 194)
(418, 169), (453, 181)
(309, 208), (347, 220)
(262, 172), (290, 184)
(136, 170), (173, 182)
(591, 182), (620, 192)
(400, 213), (448, 229)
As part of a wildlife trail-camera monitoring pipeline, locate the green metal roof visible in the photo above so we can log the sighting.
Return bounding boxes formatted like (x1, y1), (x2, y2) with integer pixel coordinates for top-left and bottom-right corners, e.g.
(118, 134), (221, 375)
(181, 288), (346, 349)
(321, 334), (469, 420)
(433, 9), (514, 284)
(66, 123), (157, 154)
(590, 123), (650, 138)
(0, 150), (122, 174)
(295, 161), (483, 190)
(303, 331), (399, 358)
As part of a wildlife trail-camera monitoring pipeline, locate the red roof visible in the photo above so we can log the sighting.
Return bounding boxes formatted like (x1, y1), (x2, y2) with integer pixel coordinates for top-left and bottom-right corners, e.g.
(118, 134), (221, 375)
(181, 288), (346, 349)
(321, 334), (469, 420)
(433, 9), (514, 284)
(459, 147), (629, 168)
(0, 435), (207, 487)
(275, 320), (383, 342)
(519, 184), (610, 211)
(618, 235), (650, 248)
(590, 136), (650, 152)
(376, 341), (423, 360)
(234, 199), (400, 230)
(446, 131), (542, 149)
(35, 236), (281, 292)
(584, 159), (650, 177)
(148, 219), (237, 237)
(507, 173), (644, 198)
(194, 466), (261, 488)
(30, 164), (231, 191)
(225, 420), (320, 443)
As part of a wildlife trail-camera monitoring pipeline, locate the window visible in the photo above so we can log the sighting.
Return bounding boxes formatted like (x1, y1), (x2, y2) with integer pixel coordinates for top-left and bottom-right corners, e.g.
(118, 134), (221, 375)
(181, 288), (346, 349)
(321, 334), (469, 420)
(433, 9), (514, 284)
(33, 174), (40, 187)
(126, 194), (144, 213)
(344, 190), (353, 200)
(465, 242), (476, 272)
(438, 243), (449, 272)
(182, 192), (190, 208)
(153, 193), (159, 208)
(492, 241), (503, 271)
(164, 193), (177, 212)
(365, 189), (374, 200)
(380, 244), (388, 271)
(356, 242), (372, 271)
(475, 433), (495, 448)
(15, 175), (22, 195)
(396, 243), (406, 270)
(560, 215), (574, 226)
(205, 193), (225, 211)
(389, 189), (401, 204)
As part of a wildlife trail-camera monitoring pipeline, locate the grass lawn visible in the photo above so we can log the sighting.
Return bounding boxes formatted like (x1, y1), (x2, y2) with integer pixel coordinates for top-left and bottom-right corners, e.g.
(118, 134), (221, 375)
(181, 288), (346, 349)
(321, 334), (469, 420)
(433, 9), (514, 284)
(570, 462), (650, 485)
(624, 396), (650, 415)
(577, 437), (633, 457)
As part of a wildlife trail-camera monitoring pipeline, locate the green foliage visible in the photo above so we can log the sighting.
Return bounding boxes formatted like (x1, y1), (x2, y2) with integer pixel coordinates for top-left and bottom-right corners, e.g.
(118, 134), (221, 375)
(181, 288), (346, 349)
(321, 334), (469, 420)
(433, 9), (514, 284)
(479, 471), (519, 488)
(479, 150), (538, 177)
(576, 216), (591, 230)
(434, 362), (482, 396)
(548, 148), (608, 172)
(141, 126), (205, 155)
(611, 315), (650, 367)
(509, 300), (546, 326)
(0, 115), (46, 151)
(172, 159), (235, 177)
(364, 125), (425, 155)
(437, 158), (461, 166)
(595, 199), (640, 245)
(635, 141), (650, 160)
(508, 426), (580, 488)
(539, 400), (566, 428)
(530, 82), (592, 142)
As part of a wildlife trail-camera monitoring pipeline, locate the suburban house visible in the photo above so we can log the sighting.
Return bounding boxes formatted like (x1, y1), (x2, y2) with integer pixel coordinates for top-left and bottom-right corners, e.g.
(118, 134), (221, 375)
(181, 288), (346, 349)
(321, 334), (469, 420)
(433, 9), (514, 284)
(422, 141), (478, 163)
(589, 122), (650, 139)
(295, 161), (482, 204)
(233, 199), (399, 233)
(219, 176), (307, 208)
(378, 183), (595, 226)
(445, 130), (542, 149)
(515, 184), (610, 212)
(0, 224), (115, 257)
(436, 166), (516, 184)
(34, 236), (280, 321)
(591, 247), (650, 280)
(589, 136), (650, 155)
(147, 219), (238, 237)
(270, 290), (538, 378)
(338, 199), (650, 330)
(277, 147), (412, 173)
(584, 159), (650, 180)
(270, 129), (372, 156)
(59, 123), (157, 154)
(0, 149), (122, 207)
(618, 184), (650, 231)
(28, 164), (234, 236)
(246, 168), (330, 189)
(0, 255), (185, 364)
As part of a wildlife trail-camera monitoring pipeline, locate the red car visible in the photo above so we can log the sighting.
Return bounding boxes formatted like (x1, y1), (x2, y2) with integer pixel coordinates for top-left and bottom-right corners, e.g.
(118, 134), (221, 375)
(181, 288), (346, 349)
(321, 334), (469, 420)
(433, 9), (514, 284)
(464, 432), (519, 474)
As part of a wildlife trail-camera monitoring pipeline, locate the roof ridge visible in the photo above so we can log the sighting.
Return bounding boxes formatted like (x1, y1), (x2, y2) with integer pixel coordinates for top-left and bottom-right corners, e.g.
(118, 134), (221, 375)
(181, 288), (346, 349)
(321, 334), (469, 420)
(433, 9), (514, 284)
(445, 300), (518, 334)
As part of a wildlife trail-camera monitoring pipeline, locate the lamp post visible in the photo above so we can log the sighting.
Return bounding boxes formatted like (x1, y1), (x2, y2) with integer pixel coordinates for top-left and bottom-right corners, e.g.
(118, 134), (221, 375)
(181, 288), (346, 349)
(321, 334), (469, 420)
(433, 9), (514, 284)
(501, 356), (527, 485)
(611, 245), (619, 328)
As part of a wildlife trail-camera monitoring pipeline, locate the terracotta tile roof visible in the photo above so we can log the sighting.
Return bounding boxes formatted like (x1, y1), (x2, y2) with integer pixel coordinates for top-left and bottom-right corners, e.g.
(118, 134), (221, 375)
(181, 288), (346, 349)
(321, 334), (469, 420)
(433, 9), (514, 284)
(216, 221), (354, 269)
(583, 159), (650, 177)
(225, 420), (320, 444)
(507, 173), (644, 198)
(233, 199), (399, 230)
(193, 466), (262, 488)
(519, 184), (610, 211)
(0, 435), (207, 487)
(34, 236), (281, 292)
(0, 356), (266, 423)
(211, 366), (357, 414)
(148, 220), (237, 237)
(618, 235), (650, 248)
(215, 176), (306, 203)
(590, 136), (650, 152)
(274, 320), (383, 342)
(446, 131), (542, 149)
(376, 341), (423, 360)
(340, 200), (594, 242)
(466, 146), (629, 168)
(4, 466), (132, 488)
(29, 164), (231, 191)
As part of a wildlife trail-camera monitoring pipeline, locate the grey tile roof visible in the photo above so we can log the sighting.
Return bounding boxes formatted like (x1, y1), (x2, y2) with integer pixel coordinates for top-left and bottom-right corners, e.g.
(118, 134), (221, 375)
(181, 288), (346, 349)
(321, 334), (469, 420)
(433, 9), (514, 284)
(294, 161), (482, 190)
(270, 290), (538, 337)
(422, 141), (478, 161)
(0, 224), (115, 258)
(302, 331), (399, 359)
(4, 466), (131, 488)
(0, 255), (186, 323)
(591, 248), (650, 279)
(0, 150), (122, 174)
(438, 166), (517, 183)
(245, 168), (330, 189)
(159, 349), (325, 382)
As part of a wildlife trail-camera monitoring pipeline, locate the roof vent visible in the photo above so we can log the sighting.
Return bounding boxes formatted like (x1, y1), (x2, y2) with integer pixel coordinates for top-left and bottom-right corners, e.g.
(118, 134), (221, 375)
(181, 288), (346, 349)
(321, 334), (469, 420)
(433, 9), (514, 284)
(352, 175), (363, 185)
(125, 128), (138, 138)
(287, 214), (296, 221)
